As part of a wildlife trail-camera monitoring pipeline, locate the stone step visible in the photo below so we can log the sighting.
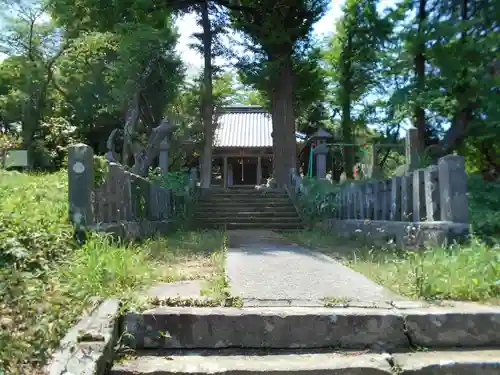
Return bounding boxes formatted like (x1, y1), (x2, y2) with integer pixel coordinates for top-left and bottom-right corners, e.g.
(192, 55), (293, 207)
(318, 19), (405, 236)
(197, 217), (303, 224)
(208, 187), (286, 192)
(121, 304), (500, 350)
(199, 197), (292, 204)
(202, 222), (304, 230)
(111, 349), (500, 375)
(197, 201), (295, 208)
(195, 211), (299, 218)
(204, 191), (287, 196)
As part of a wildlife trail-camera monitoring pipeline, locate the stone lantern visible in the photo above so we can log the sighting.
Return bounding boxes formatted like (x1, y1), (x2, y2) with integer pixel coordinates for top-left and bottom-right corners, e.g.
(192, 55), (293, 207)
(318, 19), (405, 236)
(307, 128), (333, 179)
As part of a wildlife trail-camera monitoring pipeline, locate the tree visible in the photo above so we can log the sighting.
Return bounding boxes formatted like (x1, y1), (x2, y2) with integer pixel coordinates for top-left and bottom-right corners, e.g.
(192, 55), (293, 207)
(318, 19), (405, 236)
(0, 0), (71, 159)
(324, 0), (390, 179)
(230, 0), (329, 186)
(49, 0), (184, 175)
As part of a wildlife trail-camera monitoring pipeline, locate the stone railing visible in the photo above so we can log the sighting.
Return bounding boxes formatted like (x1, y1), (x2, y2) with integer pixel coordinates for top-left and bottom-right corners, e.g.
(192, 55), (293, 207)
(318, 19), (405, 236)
(67, 143), (195, 240)
(291, 155), (470, 248)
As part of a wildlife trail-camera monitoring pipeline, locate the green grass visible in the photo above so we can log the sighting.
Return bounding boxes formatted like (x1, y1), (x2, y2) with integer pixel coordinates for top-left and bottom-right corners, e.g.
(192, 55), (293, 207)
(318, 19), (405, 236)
(0, 170), (226, 374)
(284, 229), (499, 303)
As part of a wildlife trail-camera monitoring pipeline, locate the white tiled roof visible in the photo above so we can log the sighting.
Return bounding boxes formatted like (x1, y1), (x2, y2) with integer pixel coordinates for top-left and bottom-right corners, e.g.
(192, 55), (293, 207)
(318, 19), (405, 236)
(214, 106), (306, 148)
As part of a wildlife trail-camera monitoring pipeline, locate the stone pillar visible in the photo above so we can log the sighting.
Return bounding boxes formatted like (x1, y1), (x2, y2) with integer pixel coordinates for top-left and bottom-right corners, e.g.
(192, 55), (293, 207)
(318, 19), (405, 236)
(412, 169), (426, 221)
(424, 165), (440, 221)
(406, 127), (419, 172)
(357, 184), (366, 219)
(315, 143), (328, 179)
(390, 176), (402, 221)
(351, 185), (359, 219)
(223, 156), (228, 189)
(366, 182), (375, 220)
(159, 138), (169, 175)
(380, 179), (392, 220)
(372, 181), (383, 220)
(68, 144), (95, 229)
(347, 185), (354, 219)
(438, 155), (468, 223)
(257, 156), (262, 185)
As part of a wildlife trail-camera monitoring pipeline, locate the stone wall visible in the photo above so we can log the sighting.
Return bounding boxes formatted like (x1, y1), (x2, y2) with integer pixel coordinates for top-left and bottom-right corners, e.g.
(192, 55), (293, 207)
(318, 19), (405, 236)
(67, 143), (189, 240)
(291, 154), (470, 248)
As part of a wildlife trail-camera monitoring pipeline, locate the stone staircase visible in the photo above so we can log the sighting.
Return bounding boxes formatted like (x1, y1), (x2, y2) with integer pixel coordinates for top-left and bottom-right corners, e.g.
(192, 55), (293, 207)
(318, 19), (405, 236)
(110, 303), (500, 375)
(195, 186), (304, 230)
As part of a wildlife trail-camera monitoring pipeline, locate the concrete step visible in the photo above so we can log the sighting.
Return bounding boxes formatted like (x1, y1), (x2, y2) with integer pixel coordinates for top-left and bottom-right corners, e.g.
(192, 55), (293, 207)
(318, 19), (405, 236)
(121, 304), (500, 350)
(111, 349), (500, 375)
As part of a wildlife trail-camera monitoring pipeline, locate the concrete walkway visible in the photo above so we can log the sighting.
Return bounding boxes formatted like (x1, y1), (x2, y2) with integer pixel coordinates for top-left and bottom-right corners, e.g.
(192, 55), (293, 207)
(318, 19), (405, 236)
(226, 230), (405, 305)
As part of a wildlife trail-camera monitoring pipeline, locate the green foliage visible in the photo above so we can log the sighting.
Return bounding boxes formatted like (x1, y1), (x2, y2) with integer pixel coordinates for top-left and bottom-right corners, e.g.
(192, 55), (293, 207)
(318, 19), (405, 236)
(296, 178), (340, 222)
(468, 175), (500, 238)
(93, 155), (109, 187)
(0, 170), (225, 372)
(149, 168), (189, 195)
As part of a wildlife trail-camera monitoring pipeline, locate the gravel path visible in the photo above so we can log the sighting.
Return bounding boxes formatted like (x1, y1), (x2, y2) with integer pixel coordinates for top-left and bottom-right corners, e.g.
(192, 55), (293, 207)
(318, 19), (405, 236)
(226, 230), (405, 304)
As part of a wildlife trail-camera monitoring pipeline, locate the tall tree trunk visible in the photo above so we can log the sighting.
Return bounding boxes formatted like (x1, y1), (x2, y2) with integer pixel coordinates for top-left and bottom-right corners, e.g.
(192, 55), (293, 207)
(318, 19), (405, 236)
(200, 0), (214, 189)
(341, 31), (354, 179)
(414, 0), (427, 153)
(270, 57), (296, 188)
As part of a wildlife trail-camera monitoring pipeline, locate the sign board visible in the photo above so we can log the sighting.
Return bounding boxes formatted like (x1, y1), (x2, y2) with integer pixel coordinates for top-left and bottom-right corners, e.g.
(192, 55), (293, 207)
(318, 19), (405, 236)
(2, 150), (29, 168)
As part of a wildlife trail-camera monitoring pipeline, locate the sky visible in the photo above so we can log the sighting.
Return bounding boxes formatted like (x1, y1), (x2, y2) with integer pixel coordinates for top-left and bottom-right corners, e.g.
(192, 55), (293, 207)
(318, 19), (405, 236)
(175, 0), (343, 76)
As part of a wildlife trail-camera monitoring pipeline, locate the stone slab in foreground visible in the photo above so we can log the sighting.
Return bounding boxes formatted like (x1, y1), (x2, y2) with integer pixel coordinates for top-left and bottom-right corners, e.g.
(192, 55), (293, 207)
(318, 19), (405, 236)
(122, 303), (500, 350)
(123, 306), (407, 350)
(393, 349), (500, 375)
(46, 298), (121, 375)
(110, 351), (394, 375)
(110, 349), (500, 375)
(403, 302), (500, 347)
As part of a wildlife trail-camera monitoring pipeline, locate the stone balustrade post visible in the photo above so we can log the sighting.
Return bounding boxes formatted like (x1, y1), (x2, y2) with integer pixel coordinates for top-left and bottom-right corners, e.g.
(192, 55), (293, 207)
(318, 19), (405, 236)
(390, 176), (402, 221)
(357, 184), (366, 219)
(412, 169), (426, 221)
(68, 144), (95, 229)
(401, 174), (413, 221)
(424, 165), (440, 221)
(438, 155), (468, 223)
(380, 179), (391, 220)
(366, 181), (375, 220)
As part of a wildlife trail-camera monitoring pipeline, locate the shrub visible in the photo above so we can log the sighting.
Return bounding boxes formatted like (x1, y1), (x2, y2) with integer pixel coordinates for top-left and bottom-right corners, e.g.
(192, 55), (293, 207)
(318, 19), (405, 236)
(296, 177), (339, 223)
(468, 174), (500, 237)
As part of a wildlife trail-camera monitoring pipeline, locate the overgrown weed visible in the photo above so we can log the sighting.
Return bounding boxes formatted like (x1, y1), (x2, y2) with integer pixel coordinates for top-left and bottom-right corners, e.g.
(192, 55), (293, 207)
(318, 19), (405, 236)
(0, 170), (225, 373)
(285, 229), (499, 302)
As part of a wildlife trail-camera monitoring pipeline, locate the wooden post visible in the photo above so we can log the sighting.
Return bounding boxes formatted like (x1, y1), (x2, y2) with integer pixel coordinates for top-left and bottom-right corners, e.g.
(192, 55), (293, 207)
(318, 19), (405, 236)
(223, 156), (228, 190)
(257, 156), (262, 185)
